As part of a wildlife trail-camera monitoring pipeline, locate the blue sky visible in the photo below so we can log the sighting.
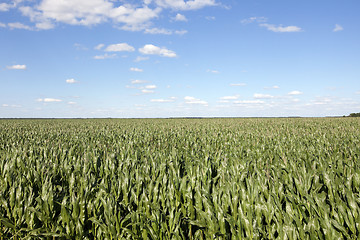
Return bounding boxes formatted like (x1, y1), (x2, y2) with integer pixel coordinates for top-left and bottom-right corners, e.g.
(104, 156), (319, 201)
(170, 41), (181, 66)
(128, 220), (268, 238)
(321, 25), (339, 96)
(1, 0), (360, 118)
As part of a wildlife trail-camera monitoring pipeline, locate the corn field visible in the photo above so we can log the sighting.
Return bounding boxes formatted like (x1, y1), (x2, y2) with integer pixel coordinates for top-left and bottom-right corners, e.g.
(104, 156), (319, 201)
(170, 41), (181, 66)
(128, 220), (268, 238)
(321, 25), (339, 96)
(0, 118), (360, 239)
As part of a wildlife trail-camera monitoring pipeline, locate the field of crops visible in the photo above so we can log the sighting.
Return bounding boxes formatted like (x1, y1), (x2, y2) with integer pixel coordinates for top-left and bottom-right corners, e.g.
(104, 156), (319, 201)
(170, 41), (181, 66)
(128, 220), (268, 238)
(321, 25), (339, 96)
(0, 118), (360, 239)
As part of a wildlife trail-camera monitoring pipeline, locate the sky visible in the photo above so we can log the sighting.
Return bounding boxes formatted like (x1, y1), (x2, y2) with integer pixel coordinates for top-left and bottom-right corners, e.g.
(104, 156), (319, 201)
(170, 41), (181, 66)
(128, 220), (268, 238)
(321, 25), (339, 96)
(1, 0), (360, 118)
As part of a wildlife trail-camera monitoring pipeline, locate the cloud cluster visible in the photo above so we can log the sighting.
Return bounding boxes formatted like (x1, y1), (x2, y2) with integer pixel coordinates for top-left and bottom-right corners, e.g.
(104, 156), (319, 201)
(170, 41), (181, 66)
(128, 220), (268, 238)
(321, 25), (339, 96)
(5, 0), (216, 31)
(93, 43), (177, 59)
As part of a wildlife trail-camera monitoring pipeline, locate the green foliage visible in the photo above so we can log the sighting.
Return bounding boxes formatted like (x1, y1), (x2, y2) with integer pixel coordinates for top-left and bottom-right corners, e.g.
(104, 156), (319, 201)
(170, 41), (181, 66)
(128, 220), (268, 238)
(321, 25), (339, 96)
(349, 113), (360, 117)
(0, 118), (360, 239)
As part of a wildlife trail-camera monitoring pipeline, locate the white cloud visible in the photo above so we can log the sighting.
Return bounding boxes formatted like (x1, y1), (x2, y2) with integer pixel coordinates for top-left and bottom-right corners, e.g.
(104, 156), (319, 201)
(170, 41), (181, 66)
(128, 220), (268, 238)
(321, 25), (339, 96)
(134, 56), (149, 62)
(105, 43), (135, 52)
(174, 13), (187, 21)
(0, 3), (13, 12)
(333, 24), (343, 32)
(35, 21), (54, 30)
(139, 44), (177, 58)
(151, 97), (176, 103)
(254, 93), (274, 99)
(184, 96), (208, 105)
(66, 78), (77, 84)
(288, 90), (303, 95)
(8, 22), (32, 30)
(142, 89), (155, 93)
(37, 98), (62, 102)
(155, 0), (217, 10)
(94, 43), (105, 50)
(234, 100), (264, 104)
(131, 79), (147, 84)
(7, 64), (27, 70)
(144, 27), (172, 35)
(2, 104), (9, 107)
(93, 53), (117, 59)
(205, 16), (215, 20)
(241, 16), (267, 24)
(230, 83), (246, 86)
(260, 23), (302, 32)
(220, 95), (240, 100)
(0, 22), (6, 28)
(68, 101), (76, 105)
(19, 0), (161, 31)
(130, 67), (143, 72)
(145, 85), (157, 89)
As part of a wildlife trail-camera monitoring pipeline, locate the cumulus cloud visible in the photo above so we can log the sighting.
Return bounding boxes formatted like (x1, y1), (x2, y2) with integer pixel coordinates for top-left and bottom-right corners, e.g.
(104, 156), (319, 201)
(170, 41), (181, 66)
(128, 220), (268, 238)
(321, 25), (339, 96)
(260, 23), (302, 32)
(254, 93), (274, 99)
(333, 24), (343, 32)
(19, 0), (161, 31)
(139, 44), (177, 57)
(130, 67), (143, 72)
(93, 53), (117, 59)
(65, 78), (77, 84)
(105, 43), (135, 52)
(173, 13), (187, 21)
(288, 90), (303, 95)
(37, 98), (62, 102)
(0, 3), (15, 12)
(155, 0), (217, 10)
(7, 64), (27, 70)
(184, 96), (208, 105)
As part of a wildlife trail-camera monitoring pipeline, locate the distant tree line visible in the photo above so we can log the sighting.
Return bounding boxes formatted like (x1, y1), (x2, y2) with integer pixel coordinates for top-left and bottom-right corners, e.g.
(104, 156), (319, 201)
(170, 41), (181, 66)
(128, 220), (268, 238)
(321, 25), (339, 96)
(348, 112), (360, 117)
